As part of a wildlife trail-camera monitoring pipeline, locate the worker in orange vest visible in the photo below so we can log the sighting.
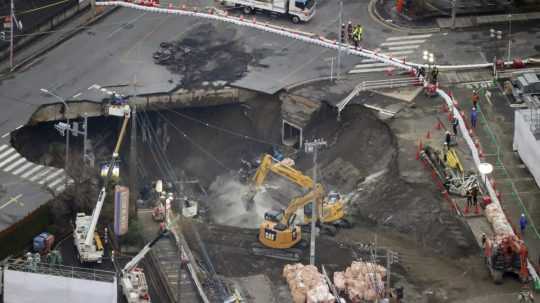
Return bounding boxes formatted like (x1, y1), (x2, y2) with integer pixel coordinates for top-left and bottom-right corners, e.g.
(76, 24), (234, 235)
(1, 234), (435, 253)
(472, 90), (480, 108)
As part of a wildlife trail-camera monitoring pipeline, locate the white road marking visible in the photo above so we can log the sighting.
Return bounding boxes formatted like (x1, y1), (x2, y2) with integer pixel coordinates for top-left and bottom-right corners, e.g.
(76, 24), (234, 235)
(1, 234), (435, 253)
(3, 158), (26, 172)
(385, 34), (432, 41)
(1, 133), (9, 138)
(348, 67), (394, 74)
(0, 153), (20, 169)
(0, 148), (15, 160)
(55, 184), (66, 192)
(72, 92), (82, 98)
(0, 194), (23, 211)
(12, 162), (34, 175)
(380, 39), (426, 46)
(14, 125), (23, 130)
(29, 167), (54, 182)
(39, 169), (65, 184)
(0, 145), (8, 152)
(20, 165), (44, 179)
(47, 176), (66, 188)
(387, 45), (420, 51)
(381, 50), (415, 56)
(353, 62), (390, 69)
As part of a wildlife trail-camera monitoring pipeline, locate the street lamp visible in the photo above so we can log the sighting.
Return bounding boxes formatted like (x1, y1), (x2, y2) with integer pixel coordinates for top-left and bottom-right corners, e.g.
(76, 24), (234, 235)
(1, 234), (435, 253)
(41, 88), (70, 183)
(422, 50), (435, 82)
(490, 28), (502, 63)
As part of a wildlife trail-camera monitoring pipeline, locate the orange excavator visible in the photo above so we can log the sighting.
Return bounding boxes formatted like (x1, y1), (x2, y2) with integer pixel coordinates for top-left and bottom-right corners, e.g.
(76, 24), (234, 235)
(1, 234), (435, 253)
(483, 234), (529, 284)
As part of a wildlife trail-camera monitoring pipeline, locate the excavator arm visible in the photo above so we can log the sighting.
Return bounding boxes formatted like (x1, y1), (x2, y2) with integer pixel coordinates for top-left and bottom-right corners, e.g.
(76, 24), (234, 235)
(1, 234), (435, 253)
(253, 154), (314, 189)
(281, 184), (324, 226)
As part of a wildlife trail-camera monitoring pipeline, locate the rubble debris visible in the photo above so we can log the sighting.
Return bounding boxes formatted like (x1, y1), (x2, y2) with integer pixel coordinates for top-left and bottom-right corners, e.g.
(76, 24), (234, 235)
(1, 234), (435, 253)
(333, 261), (386, 302)
(283, 263), (335, 303)
(153, 23), (263, 88)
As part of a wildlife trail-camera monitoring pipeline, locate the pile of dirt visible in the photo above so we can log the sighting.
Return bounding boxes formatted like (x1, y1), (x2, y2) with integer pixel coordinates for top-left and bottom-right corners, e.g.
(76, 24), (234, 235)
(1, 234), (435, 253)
(153, 23), (264, 88)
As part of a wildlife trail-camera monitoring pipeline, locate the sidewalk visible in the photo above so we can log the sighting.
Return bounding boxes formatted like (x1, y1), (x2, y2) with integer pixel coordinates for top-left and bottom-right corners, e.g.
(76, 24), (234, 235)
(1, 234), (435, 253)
(0, 6), (117, 74)
(452, 84), (540, 281)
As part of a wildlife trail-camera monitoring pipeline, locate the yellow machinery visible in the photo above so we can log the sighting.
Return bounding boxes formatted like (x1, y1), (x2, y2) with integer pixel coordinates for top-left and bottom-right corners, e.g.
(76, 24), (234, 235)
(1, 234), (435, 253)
(250, 154), (350, 228)
(252, 184), (325, 261)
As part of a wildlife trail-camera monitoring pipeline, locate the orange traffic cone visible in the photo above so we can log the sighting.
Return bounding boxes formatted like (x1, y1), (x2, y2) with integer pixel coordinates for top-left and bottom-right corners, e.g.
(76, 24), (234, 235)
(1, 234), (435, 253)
(426, 131), (431, 139)
(475, 205), (480, 214)
(436, 121), (442, 130)
(464, 206), (469, 214)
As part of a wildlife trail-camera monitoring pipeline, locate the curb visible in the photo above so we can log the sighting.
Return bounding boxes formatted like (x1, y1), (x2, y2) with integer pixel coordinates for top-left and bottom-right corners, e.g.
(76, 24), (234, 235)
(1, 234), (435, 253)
(0, 6), (120, 75)
(368, 0), (440, 34)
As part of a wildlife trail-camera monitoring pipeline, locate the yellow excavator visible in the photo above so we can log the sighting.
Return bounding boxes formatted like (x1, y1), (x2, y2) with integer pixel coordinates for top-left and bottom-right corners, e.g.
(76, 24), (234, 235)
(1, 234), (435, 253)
(251, 184), (326, 261)
(249, 154), (350, 228)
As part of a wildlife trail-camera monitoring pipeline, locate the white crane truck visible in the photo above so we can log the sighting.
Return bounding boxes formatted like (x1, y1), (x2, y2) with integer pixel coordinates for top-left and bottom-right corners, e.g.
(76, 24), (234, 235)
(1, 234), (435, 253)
(74, 105), (131, 263)
(221, 0), (316, 23)
(121, 229), (169, 303)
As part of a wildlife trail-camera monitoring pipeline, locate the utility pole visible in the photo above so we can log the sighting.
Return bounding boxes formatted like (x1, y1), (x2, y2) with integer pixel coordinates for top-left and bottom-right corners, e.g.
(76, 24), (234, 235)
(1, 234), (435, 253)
(305, 139), (327, 266)
(507, 13), (512, 62)
(336, 1), (343, 80)
(9, 0), (14, 71)
(129, 106), (138, 217)
(450, 0), (456, 30)
(91, 0), (96, 16)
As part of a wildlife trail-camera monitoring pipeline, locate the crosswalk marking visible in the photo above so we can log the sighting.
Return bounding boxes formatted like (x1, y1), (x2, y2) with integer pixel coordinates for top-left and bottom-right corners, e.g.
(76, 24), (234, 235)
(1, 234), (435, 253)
(353, 62), (391, 69)
(47, 176), (66, 188)
(29, 167), (54, 182)
(12, 162), (34, 175)
(385, 34), (432, 41)
(387, 45), (420, 51)
(39, 169), (65, 185)
(0, 143), (71, 193)
(380, 39), (427, 46)
(381, 50), (415, 56)
(0, 148), (15, 161)
(348, 34), (430, 75)
(0, 154), (20, 169)
(4, 158), (26, 172)
(349, 67), (394, 74)
(20, 165), (44, 179)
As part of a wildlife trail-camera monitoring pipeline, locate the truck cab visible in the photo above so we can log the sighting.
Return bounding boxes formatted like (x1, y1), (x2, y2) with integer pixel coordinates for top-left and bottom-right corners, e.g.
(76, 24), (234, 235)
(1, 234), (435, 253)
(287, 0), (316, 23)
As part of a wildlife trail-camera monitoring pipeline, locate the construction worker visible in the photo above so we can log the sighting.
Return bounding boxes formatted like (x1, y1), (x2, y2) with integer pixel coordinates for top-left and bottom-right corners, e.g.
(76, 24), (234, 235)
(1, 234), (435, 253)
(472, 90), (480, 108)
(431, 67), (439, 84)
(470, 107), (478, 129)
(465, 188), (473, 214)
(451, 116), (459, 136)
(520, 213), (528, 235)
(471, 185), (479, 214)
(357, 24), (363, 41)
(340, 23), (346, 43)
(347, 21), (353, 43)
(352, 25), (362, 48)
(445, 131), (452, 147)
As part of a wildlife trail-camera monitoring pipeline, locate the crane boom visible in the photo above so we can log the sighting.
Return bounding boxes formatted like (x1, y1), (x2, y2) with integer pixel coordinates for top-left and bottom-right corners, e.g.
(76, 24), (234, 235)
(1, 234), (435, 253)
(122, 230), (169, 274)
(84, 113), (130, 246)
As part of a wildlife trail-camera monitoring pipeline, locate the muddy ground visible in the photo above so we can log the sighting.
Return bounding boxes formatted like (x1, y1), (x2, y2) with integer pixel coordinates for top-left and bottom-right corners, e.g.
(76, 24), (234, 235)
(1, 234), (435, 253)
(13, 91), (521, 302)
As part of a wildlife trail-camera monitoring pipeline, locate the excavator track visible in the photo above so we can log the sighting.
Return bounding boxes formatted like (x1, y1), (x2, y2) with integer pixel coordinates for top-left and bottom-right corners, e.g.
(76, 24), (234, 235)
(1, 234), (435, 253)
(250, 242), (303, 262)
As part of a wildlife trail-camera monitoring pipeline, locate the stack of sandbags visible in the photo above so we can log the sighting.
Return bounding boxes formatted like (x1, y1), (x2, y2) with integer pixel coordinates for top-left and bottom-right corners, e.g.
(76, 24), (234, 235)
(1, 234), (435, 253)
(485, 204), (514, 236)
(333, 261), (386, 303)
(283, 263), (335, 303)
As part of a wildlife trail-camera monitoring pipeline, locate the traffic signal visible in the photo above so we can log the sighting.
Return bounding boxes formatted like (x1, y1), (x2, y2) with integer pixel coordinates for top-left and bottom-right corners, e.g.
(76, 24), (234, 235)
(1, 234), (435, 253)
(0, 31), (5, 41)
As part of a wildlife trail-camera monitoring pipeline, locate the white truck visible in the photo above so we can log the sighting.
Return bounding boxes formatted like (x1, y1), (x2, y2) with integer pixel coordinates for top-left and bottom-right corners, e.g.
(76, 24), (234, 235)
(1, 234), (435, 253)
(74, 105), (131, 263)
(221, 0), (316, 23)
